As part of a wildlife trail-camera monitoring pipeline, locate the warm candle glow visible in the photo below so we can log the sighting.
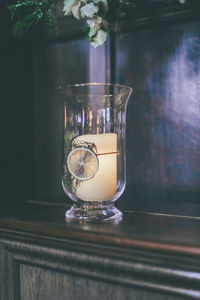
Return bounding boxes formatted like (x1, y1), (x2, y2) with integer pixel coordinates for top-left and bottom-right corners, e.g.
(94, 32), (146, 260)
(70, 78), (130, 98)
(74, 133), (117, 202)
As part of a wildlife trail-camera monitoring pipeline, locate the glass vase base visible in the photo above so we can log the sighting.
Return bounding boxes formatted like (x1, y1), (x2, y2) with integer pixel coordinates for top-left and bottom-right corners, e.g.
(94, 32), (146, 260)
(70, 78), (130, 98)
(65, 201), (123, 221)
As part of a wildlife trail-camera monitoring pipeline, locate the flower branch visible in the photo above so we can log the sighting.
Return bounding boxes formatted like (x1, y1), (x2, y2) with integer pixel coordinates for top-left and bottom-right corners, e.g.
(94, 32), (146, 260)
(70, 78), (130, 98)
(8, 0), (186, 47)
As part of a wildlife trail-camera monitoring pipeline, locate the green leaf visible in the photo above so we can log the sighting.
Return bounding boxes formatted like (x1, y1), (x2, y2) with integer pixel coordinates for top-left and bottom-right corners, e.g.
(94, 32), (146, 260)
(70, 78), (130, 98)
(44, 9), (58, 34)
(12, 8), (43, 39)
(8, 0), (42, 19)
(8, 1), (42, 11)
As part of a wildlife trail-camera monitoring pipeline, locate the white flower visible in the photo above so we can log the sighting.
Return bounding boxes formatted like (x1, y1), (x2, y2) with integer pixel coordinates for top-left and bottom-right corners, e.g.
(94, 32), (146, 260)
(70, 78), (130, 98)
(91, 29), (107, 48)
(87, 16), (102, 28)
(87, 16), (102, 37)
(63, 0), (79, 16)
(63, 0), (109, 47)
(71, 2), (82, 19)
(80, 2), (99, 18)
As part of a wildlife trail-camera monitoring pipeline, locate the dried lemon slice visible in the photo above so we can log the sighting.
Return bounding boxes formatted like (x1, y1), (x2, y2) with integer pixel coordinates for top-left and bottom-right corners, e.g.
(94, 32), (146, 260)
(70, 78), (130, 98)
(67, 147), (99, 181)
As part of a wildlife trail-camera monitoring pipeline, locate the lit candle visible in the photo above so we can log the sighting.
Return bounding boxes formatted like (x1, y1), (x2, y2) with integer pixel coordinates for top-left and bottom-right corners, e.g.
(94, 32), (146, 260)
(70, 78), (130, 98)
(73, 133), (117, 202)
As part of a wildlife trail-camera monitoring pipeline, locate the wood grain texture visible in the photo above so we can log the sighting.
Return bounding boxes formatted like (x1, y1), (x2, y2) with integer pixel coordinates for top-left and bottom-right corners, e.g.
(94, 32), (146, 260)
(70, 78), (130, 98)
(19, 264), (184, 300)
(1, 205), (200, 298)
(119, 0), (200, 32)
(2, 204), (200, 254)
(116, 20), (200, 211)
(0, 232), (199, 299)
(0, 243), (20, 300)
(0, 244), (7, 300)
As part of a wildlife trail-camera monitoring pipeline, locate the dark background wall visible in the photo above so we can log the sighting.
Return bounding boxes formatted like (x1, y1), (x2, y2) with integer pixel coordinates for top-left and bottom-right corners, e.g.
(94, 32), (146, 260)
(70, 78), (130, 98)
(0, 0), (32, 207)
(1, 0), (200, 216)
(118, 20), (200, 213)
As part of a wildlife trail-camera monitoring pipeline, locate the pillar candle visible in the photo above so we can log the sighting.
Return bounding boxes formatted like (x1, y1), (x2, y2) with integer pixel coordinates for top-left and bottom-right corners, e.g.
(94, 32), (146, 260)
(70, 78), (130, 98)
(74, 133), (117, 202)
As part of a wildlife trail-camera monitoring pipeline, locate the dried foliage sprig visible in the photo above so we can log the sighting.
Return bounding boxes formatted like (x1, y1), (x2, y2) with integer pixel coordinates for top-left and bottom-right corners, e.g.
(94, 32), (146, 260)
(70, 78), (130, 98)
(8, 0), (59, 38)
(8, 0), (186, 47)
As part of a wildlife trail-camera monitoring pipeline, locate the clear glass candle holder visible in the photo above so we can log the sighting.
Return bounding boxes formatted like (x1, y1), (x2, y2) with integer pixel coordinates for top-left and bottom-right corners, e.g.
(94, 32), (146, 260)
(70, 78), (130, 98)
(59, 83), (132, 221)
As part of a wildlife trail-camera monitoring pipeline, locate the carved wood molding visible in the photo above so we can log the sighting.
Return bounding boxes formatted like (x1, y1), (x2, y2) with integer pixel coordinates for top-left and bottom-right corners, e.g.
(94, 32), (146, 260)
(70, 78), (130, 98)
(0, 243), (20, 300)
(119, 0), (200, 32)
(1, 231), (200, 299)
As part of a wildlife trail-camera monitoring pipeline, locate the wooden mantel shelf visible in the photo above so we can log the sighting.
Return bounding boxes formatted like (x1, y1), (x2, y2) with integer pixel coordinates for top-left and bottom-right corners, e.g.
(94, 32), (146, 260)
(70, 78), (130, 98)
(1, 204), (200, 299)
(1, 203), (200, 257)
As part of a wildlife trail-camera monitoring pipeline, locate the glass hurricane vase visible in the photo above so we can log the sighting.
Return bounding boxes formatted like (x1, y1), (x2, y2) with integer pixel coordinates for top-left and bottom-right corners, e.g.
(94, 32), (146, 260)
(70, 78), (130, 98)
(59, 83), (132, 221)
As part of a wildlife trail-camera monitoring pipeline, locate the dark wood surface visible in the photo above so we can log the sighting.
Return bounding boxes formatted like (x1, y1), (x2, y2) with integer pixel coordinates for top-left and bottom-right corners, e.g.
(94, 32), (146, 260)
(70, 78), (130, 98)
(117, 19), (200, 211)
(1, 203), (200, 255)
(19, 264), (183, 300)
(1, 203), (200, 299)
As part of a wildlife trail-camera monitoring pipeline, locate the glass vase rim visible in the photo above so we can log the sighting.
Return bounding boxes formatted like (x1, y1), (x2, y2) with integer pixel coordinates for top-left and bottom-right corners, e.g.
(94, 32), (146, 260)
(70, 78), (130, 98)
(59, 82), (133, 97)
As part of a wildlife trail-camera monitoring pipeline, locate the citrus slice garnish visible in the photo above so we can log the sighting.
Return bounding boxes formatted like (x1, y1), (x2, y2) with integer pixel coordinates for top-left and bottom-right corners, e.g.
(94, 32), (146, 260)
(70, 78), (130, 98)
(67, 147), (99, 181)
